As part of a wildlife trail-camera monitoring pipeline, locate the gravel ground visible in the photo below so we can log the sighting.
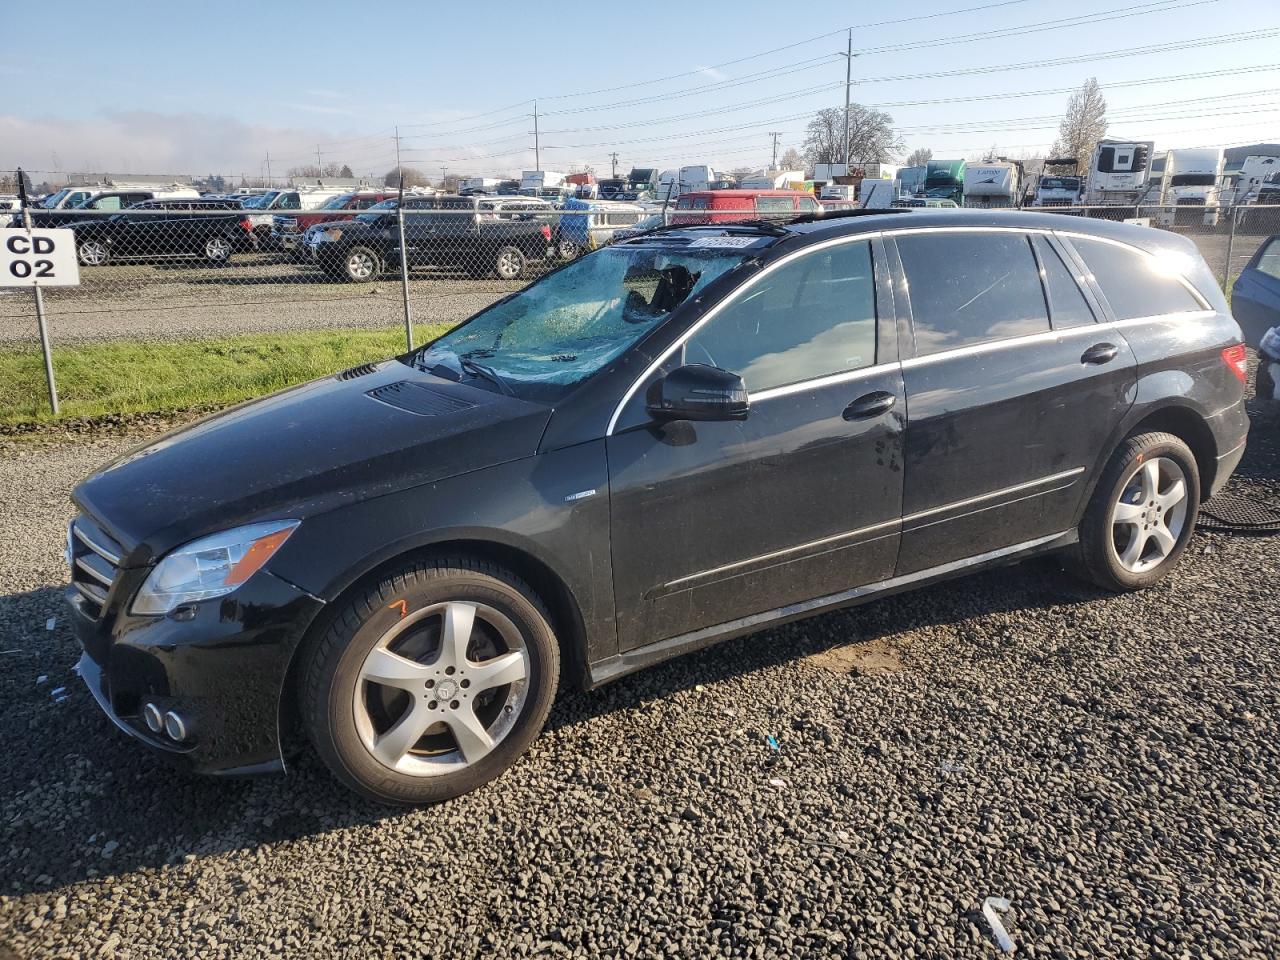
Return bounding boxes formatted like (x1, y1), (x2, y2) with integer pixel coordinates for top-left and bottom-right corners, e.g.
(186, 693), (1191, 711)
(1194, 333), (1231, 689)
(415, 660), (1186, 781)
(0, 397), (1277, 958)
(0, 255), (524, 345)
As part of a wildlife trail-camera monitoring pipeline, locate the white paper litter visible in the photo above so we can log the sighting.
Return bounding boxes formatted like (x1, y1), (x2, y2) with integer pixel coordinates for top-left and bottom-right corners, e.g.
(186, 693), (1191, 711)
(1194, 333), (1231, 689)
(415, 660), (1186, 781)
(49, 686), (66, 697)
(46, 618), (56, 631)
(982, 897), (1015, 953)
(36, 675), (48, 685)
(767, 777), (789, 789)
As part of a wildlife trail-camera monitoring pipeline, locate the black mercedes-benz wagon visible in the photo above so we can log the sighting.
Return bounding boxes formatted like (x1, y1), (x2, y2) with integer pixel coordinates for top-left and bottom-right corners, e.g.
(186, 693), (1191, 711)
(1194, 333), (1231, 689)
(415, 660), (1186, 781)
(67, 210), (1249, 803)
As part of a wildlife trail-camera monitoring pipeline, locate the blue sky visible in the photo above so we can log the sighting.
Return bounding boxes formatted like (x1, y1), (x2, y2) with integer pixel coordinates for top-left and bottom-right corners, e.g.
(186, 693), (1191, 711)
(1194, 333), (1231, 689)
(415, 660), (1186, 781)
(3, 0), (1278, 180)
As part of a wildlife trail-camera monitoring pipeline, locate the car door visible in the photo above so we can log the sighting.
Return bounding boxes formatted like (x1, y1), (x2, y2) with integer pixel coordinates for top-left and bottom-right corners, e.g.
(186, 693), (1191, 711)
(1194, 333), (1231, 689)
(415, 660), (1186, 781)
(1231, 236), (1280, 348)
(606, 236), (905, 651)
(888, 227), (1137, 574)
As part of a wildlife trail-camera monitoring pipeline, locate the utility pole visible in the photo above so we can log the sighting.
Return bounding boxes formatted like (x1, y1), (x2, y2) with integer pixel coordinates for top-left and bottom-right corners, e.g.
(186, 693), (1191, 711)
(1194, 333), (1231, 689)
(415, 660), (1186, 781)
(533, 100), (541, 171)
(610, 152), (619, 177)
(316, 144), (323, 173)
(768, 132), (781, 169)
(393, 126), (402, 179)
(842, 29), (853, 169)
(265, 150), (272, 185)
(440, 165), (448, 187)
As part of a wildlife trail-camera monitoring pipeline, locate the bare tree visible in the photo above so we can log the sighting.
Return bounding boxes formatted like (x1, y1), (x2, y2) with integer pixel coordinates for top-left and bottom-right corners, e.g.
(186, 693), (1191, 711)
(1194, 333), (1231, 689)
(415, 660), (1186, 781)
(803, 104), (902, 166)
(779, 147), (805, 172)
(904, 147), (932, 168)
(728, 166), (757, 183)
(1053, 78), (1107, 169)
(383, 166), (432, 188)
(287, 162), (347, 178)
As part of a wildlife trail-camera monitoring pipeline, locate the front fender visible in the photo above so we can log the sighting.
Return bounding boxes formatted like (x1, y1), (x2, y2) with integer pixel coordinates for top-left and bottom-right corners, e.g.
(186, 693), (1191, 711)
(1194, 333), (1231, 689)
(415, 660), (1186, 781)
(268, 441), (616, 667)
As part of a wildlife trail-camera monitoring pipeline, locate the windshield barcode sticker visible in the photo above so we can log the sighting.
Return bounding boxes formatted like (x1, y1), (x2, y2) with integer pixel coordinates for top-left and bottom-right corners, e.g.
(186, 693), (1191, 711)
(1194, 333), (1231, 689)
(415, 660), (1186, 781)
(686, 236), (759, 248)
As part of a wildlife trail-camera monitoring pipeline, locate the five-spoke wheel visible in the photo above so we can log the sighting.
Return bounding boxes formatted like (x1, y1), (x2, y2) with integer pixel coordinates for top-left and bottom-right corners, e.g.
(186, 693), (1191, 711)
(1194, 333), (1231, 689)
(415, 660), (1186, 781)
(1073, 431), (1200, 591)
(300, 559), (558, 805)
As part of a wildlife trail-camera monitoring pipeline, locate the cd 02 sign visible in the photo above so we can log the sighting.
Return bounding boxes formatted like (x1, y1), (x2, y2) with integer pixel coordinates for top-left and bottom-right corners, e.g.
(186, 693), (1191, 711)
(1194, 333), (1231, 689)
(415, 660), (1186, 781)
(1, 228), (81, 286)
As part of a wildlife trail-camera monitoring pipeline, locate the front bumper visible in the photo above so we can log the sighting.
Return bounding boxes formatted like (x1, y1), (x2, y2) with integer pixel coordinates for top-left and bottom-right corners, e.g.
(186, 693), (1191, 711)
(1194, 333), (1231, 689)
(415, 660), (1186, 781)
(69, 569), (325, 776)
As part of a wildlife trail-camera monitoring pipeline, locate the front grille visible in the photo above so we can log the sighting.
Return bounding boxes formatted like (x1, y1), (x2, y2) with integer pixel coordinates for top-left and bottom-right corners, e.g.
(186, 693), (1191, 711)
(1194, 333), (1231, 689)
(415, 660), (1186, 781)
(1176, 197), (1207, 206)
(69, 516), (123, 619)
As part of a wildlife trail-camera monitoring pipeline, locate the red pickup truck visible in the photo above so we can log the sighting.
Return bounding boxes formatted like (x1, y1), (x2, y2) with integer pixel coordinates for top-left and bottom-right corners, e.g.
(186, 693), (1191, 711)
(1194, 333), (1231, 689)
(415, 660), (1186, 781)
(271, 191), (398, 256)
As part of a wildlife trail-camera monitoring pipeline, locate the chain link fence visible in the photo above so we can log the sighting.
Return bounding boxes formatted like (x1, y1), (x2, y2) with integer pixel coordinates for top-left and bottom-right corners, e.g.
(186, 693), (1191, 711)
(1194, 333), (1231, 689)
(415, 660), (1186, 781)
(2, 173), (1278, 419)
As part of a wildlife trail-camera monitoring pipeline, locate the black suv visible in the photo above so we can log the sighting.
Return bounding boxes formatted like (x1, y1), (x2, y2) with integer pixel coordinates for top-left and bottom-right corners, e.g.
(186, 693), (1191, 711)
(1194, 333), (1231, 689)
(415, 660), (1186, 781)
(66, 211), (1248, 804)
(71, 198), (255, 266)
(305, 195), (553, 282)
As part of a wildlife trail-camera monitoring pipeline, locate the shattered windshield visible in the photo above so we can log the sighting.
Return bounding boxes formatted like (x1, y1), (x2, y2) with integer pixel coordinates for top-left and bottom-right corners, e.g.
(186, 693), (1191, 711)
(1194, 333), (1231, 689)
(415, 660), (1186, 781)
(406, 243), (750, 401)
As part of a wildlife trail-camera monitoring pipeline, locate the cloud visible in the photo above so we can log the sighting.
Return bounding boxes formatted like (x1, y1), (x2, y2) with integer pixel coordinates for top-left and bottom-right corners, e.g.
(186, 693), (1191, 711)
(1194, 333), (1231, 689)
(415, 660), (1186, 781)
(697, 65), (727, 82)
(0, 110), (392, 178)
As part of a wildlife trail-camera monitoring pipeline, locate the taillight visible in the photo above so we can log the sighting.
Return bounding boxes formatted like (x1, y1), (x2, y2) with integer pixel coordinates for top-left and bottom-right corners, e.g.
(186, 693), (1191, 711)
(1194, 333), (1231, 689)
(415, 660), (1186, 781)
(540, 225), (551, 242)
(239, 218), (253, 233)
(1222, 344), (1247, 382)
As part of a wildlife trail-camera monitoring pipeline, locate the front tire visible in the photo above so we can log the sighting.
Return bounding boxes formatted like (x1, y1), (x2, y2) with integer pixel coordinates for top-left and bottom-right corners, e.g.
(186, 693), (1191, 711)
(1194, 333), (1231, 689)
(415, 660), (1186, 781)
(1072, 431), (1200, 591)
(299, 558), (559, 805)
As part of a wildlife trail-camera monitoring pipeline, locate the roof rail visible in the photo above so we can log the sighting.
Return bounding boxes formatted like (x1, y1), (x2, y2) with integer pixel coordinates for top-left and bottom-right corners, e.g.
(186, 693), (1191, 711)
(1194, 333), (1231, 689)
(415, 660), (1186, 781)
(787, 208), (911, 226)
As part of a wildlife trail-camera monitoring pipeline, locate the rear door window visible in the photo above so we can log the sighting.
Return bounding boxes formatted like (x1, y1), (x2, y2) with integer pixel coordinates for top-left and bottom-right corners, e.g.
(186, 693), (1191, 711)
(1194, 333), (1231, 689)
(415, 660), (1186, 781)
(755, 196), (793, 215)
(1070, 237), (1204, 319)
(684, 240), (877, 392)
(897, 231), (1050, 356)
(1033, 236), (1096, 329)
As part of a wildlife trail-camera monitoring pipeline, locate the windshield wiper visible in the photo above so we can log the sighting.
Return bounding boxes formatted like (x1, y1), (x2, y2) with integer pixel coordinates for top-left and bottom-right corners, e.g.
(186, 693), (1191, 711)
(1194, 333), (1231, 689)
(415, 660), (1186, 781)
(460, 356), (514, 396)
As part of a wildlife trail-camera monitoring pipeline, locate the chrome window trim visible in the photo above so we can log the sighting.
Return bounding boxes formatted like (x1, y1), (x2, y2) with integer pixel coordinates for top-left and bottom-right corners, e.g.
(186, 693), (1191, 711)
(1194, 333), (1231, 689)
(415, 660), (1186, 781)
(605, 231), (884, 436)
(898, 310), (1217, 370)
(749, 361), (900, 402)
(606, 223), (1217, 436)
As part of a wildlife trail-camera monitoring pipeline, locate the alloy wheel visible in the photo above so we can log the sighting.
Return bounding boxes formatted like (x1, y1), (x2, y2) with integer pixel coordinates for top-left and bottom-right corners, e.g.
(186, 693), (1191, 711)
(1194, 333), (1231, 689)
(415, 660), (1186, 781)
(353, 601), (530, 776)
(347, 251), (375, 280)
(496, 250), (523, 279)
(205, 237), (230, 261)
(79, 241), (108, 266)
(1109, 456), (1189, 574)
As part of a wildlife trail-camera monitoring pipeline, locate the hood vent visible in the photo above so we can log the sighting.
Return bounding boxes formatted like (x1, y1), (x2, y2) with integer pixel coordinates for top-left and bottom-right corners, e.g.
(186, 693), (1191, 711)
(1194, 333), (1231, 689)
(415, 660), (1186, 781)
(337, 362), (379, 381)
(366, 381), (481, 416)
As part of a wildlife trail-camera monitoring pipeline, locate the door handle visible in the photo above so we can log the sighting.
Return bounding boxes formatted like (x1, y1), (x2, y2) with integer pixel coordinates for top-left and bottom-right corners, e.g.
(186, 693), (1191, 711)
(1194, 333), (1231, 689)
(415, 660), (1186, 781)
(843, 391), (897, 420)
(1081, 342), (1119, 365)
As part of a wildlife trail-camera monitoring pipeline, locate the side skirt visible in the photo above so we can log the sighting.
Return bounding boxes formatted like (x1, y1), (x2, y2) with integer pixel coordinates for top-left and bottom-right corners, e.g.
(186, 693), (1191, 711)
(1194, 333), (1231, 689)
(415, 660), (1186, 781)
(586, 529), (1077, 688)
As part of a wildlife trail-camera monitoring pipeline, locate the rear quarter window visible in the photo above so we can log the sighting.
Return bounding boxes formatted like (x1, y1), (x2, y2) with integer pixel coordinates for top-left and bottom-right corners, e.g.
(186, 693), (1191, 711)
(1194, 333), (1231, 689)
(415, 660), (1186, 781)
(1069, 237), (1204, 319)
(1255, 238), (1280, 280)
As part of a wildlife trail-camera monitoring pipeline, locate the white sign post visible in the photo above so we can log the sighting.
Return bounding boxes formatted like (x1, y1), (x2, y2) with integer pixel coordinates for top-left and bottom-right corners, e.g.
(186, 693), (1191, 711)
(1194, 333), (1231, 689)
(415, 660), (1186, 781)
(1, 226), (79, 414)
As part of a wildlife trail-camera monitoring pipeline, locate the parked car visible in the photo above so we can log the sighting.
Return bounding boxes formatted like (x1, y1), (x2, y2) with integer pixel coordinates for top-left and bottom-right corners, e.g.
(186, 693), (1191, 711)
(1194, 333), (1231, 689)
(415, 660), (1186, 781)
(71, 198), (255, 266)
(607, 212), (665, 244)
(1231, 234), (1280, 349)
(271, 191), (399, 256)
(670, 188), (820, 224)
(25, 188), (199, 228)
(239, 188), (347, 242)
(305, 195), (553, 282)
(553, 198), (649, 258)
(895, 197), (960, 208)
(66, 211), (1247, 804)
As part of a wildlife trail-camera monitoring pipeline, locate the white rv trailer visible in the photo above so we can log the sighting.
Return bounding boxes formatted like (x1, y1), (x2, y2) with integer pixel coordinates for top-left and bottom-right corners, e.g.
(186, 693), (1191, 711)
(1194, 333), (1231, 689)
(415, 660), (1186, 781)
(1081, 140), (1154, 205)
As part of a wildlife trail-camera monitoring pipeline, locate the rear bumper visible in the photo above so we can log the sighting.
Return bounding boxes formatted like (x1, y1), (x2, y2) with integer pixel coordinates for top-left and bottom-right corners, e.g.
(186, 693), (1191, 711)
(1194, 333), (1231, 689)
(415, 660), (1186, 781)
(1205, 401), (1250, 498)
(68, 570), (324, 776)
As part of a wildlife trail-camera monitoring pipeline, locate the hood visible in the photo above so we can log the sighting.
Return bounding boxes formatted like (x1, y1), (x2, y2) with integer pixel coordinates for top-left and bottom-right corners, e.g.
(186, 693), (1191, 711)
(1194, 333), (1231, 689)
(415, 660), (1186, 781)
(306, 217), (388, 238)
(72, 361), (553, 565)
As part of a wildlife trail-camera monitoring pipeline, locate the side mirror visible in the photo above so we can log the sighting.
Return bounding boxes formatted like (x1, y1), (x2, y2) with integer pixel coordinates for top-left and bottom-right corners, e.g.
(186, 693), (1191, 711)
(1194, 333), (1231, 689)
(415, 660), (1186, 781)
(646, 364), (749, 423)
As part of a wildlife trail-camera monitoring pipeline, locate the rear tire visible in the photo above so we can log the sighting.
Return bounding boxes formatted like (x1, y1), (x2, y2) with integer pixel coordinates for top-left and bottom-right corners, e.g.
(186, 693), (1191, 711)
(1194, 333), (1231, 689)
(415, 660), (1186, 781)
(299, 558), (559, 805)
(204, 235), (233, 264)
(1071, 431), (1200, 591)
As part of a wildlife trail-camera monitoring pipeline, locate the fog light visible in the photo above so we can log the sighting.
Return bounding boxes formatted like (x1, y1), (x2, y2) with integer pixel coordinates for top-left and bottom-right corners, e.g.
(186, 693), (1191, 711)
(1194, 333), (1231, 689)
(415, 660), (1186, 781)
(163, 710), (188, 742)
(142, 702), (163, 733)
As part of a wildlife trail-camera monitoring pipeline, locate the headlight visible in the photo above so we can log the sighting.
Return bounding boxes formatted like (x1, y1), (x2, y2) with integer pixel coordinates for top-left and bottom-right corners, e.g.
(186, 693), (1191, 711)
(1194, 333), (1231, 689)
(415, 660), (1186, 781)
(324, 227), (343, 241)
(131, 520), (299, 616)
